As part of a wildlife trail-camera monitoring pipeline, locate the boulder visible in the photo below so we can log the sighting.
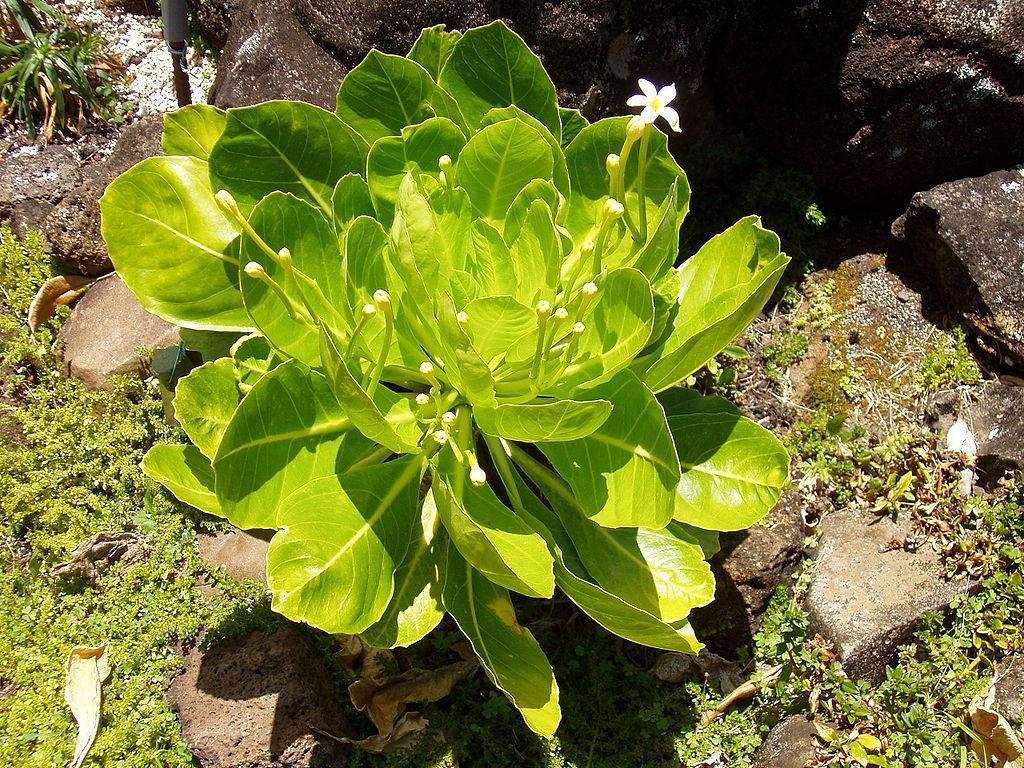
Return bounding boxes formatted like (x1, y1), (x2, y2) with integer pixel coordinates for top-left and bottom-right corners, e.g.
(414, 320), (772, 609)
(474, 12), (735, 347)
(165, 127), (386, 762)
(191, 0), (243, 51)
(993, 655), (1024, 728)
(713, 1), (1024, 208)
(0, 145), (82, 219)
(43, 115), (163, 276)
(967, 383), (1024, 477)
(751, 716), (819, 768)
(57, 273), (179, 389)
(692, 490), (806, 652)
(197, 529), (271, 584)
(807, 510), (972, 682)
(893, 169), (1024, 371)
(167, 626), (353, 767)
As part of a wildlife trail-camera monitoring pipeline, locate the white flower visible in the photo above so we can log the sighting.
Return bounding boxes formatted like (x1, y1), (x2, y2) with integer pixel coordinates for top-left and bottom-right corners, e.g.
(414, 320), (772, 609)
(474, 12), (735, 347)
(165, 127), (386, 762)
(627, 79), (681, 133)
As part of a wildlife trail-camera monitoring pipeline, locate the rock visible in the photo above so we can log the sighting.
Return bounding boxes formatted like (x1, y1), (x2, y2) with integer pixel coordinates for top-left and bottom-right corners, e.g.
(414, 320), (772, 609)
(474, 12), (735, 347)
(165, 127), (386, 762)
(967, 383), (1024, 477)
(57, 273), (179, 389)
(751, 716), (819, 768)
(714, 1), (1024, 208)
(650, 650), (743, 692)
(893, 169), (1024, 371)
(807, 509), (972, 682)
(49, 531), (144, 589)
(993, 655), (1024, 728)
(9, 199), (54, 238)
(0, 145), (82, 218)
(191, 0), (243, 51)
(43, 115), (163, 276)
(198, 529), (271, 584)
(691, 490), (806, 652)
(167, 626), (353, 767)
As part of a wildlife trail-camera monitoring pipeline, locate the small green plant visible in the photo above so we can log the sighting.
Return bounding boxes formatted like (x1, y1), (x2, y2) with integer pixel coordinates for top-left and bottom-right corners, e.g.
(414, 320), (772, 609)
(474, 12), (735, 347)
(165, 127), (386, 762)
(763, 329), (809, 379)
(916, 327), (981, 392)
(0, 0), (123, 139)
(100, 22), (791, 735)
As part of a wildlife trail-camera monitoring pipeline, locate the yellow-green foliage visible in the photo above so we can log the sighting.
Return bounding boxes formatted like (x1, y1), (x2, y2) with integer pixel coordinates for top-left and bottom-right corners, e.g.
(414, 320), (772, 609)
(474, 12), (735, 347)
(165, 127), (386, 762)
(917, 327), (981, 392)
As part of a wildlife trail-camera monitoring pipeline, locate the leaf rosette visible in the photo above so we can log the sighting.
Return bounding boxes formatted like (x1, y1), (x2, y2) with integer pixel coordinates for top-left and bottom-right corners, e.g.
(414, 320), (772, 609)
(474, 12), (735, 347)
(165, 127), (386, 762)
(101, 21), (791, 736)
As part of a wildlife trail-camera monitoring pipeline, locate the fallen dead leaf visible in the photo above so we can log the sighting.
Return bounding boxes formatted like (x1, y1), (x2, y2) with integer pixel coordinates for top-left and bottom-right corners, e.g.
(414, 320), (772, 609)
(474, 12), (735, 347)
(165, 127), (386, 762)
(349, 712), (429, 754)
(65, 644), (111, 768)
(697, 663), (784, 728)
(969, 684), (1024, 768)
(28, 275), (94, 332)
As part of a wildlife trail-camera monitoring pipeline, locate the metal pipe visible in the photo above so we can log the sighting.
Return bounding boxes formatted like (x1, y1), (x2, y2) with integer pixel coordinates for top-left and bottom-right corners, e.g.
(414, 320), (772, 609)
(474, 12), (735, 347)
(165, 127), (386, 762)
(161, 0), (192, 107)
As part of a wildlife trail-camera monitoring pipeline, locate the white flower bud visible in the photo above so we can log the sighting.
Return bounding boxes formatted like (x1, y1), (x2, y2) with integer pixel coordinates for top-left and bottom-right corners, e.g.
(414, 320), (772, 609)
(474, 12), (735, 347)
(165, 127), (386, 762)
(456, 311), (469, 324)
(606, 153), (620, 175)
(441, 411), (457, 426)
(627, 115), (646, 140)
(415, 393), (431, 406)
(432, 430), (449, 445)
(438, 154), (452, 172)
(372, 289), (391, 308)
(581, 239), (596, 255)
(361, 303), (377, 318)
(603, 198), (625, 220)
(536, 300), (552, 317)
(554, 307), (569, 321)
(469, 466), (487, 486)
(419, 361), (435, 376)
(582, 281), (598, 297)
(572, 321), (586, 335)
(214, 189), (240, 216)
(243, 261), (265, 277)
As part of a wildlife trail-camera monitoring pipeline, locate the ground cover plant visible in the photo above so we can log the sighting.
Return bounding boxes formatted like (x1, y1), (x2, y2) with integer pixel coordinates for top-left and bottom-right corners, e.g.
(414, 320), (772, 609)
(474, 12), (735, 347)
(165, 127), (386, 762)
(0, 0), (122, 139)
(99, 21), (791, 734)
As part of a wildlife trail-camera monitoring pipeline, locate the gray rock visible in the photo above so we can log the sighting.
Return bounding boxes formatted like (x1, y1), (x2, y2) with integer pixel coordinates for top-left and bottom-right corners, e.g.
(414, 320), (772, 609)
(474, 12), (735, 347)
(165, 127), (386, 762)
(57, 273), (179, 389)
(715, 1), (1024, 207)
(807, 510), (972, 682)
(191, 0), (243, 51)
(994, 655), (1024, 728)
(167, 626), (353, 767)
(43, 116), (163, 276)
(0, 145), (82, 216)
(968, 383), (1024, 477)
(751, 716), (819, 768)
(893, 170), (1024, 369)
(198, 529), (271, 584)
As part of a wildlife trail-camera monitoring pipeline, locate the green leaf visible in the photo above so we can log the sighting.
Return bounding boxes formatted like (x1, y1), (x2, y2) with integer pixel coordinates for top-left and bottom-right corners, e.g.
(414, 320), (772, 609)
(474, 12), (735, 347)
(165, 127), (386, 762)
(408, 24), (462, 79)
(319, 327), (421, 454)
(456, 118), (554, 222)
(179, 328), (241, 362)
(432, 465), (553, 599)
(450, 221), (518, 305)
(100, 156), (250, 330)
(209, 101), (367, 216)
(267, 455), (424, 633)
(336, 50), (439, 145)
(551, 268), (653, 394)
(389, 174), (450, 305)
(629, 181), (681, 281)
(442, 545), (561, 737)
(172, 357), (239, 459)
(213, 361), (375, 529)
(509, 199), (562, 305)
(162, 104), (226, 160)
(142, 443), (222, 517)
(659, 388), (790, 531)
(475, 399), (612, 443)
(434, 293), (496, 408)
(361, 489), (447, 648)
(558, 107), (588, 148)
(239, 192), (345, 366)
(480, 106), (569, 197)
(439, 20), (560, 139)
(462, 295), (536, 366)
(230, 333), (277, 390)
(367, 117), (466, 225)
(332, 174), (376, 237)
(503, 179), (563, 244)
(638, 216), (789, 392)
(540, 370), (679, 529)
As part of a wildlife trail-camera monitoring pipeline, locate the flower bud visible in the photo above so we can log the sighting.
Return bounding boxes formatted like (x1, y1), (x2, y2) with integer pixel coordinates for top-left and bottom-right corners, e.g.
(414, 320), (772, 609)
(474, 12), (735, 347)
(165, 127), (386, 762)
(441, 411), (457, 426)
(214, 189), (241, 217)
(456, 310), (469, 324)
(438, 154), (452, 172)
(361, 303), (377, 318)
(243, 261), (265, 278)
(419, 361), (435, 376)
(603, 198), (625, 220)
(415, 393), (431, 406)
(554, 307), (569, 322)
(582, 281), (598, 298)
(581, 239), (595, 255)
(536, 300), (552, 317)
(469, 466), (487, 486)
(432, 430), (449, 445)
(372, 289), (391, 309)
(572, 321), (586, 335)
(627, 115), (646, 140)
(277, 247), (292, 267)
(606, 153), (620, 175)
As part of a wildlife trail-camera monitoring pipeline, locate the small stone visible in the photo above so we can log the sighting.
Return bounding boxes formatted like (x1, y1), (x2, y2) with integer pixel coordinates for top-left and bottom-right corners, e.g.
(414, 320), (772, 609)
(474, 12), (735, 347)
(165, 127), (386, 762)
(197, 529), (271, 584)
(0, 145), (82, 215)
(651, 650), (743, 692)
(993, 655), (1024, 728)
(167, 626), (353, 767)
(57, 274), (179, 390)
(751, 716), (819, 768)
(807, 510), (972, 682)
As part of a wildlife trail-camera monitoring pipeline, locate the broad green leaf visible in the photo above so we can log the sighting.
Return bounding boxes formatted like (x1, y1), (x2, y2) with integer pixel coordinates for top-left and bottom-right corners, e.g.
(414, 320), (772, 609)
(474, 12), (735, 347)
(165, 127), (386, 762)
(209, 101), (366, 216)
(503, 179), (563, 244)
(230, 333), (277, 390)
(433, 462), (554, 598)
(361, 489), (447, 648)
(332, 174), (375, 237)
(558, 107), (588, 148)
(450, 221), (518, 304)
(336, 51), (439, 145)
(434, 293), (496, 408)
(442, 545), (561, 737)
(319, 328), (421, 454)
(408, 24), (462, 78)
(629, 181), (680, 281)
(142, 443), (222, 517)
(100, 156), (250, 330)
(639, 216), (789, 392)
(367, 117), (466, 225)
(389, 174), (450, 305)
(509, 199), (562, 305)
(507, 467), (703, 653)
(462, 295), (536, 366)
(214, 361), (375, 529)
(475, 399), (612, 443)
(551, 268), (653, 394)
(456, 118), (554, 221)
(660, 388), (790, 531)
(179, 328), (241, 362)
(540, 370), (679, 529)
(439, 20), (560, 139)
(564, 116), (689, 254)
(172, 357), (239, 459)
(481, 106), (569, 196)
(267, 455), (424, 633)
(239, 192), (345, 366)
(161, 104), (226, 160)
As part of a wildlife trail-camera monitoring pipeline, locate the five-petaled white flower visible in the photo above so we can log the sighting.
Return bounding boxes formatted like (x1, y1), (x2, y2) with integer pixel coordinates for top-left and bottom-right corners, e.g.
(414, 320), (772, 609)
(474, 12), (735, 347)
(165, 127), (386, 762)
(627, 79), (681, 132)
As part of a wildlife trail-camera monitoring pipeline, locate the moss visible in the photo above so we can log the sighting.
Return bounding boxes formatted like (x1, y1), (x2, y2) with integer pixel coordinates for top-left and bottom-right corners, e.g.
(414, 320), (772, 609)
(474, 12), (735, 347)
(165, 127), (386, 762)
(804, 361), (852, 412)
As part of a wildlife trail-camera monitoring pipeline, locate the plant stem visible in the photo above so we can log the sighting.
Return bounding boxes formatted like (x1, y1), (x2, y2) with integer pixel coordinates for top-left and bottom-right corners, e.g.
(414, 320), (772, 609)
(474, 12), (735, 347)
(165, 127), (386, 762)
(636, 124), (651, 240)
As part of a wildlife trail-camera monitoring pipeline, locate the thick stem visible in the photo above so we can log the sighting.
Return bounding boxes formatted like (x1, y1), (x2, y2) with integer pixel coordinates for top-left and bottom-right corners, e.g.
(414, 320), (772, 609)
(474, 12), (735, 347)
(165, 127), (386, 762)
(636, 125), (652, 240)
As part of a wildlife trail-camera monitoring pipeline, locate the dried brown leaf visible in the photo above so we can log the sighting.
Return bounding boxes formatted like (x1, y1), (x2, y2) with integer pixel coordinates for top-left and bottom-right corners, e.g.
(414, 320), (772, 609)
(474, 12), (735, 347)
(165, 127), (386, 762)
(65, 644), (111, 768)
(969, 686), (1024, 768)
(349, 712), (429, 754)
(28, 275), (93, 332)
